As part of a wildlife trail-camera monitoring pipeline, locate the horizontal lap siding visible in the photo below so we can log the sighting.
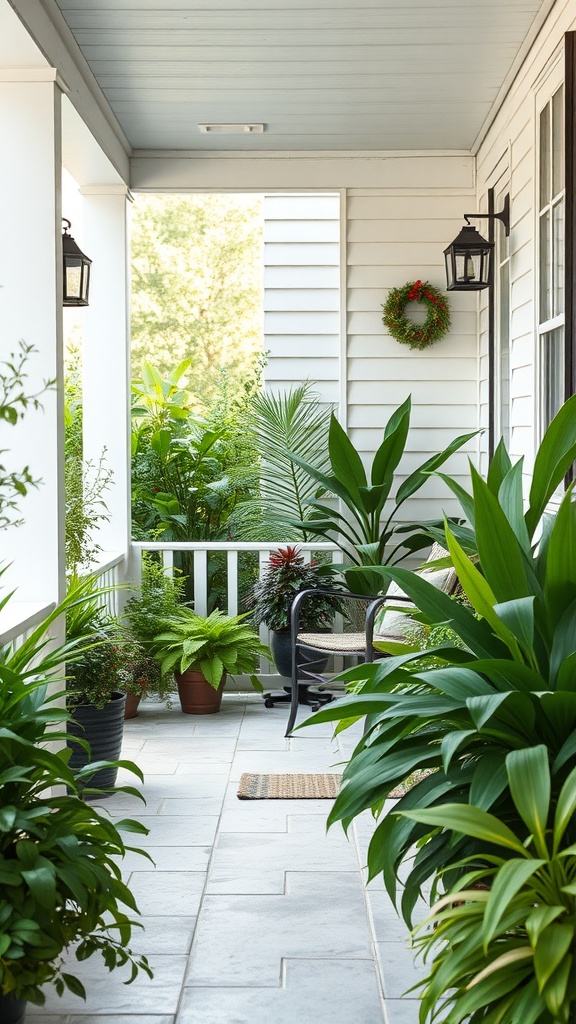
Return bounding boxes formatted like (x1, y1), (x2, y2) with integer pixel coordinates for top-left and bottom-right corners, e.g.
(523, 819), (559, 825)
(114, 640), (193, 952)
(263, 193), (340, 403)
(347, 183), (478, 521)
(475, 0), (576, 478)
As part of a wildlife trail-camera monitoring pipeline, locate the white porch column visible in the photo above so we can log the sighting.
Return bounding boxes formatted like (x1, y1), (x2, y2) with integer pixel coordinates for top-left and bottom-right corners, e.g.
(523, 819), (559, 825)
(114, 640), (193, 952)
(81, 186), (131, 567)
(0, 73), (65, 605)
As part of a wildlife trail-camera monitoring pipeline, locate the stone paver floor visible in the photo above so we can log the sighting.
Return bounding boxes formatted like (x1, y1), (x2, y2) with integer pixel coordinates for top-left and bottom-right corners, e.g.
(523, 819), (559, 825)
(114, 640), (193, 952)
(28, 695), (424, 1024)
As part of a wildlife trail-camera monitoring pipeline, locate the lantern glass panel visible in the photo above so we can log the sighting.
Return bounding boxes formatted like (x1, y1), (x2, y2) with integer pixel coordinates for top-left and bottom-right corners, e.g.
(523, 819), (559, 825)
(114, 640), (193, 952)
(65, 259), (82, 301)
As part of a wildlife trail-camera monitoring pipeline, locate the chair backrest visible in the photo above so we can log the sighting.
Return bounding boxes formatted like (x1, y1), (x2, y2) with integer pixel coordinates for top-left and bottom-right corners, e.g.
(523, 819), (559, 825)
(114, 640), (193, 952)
(373, 542), (458, 641)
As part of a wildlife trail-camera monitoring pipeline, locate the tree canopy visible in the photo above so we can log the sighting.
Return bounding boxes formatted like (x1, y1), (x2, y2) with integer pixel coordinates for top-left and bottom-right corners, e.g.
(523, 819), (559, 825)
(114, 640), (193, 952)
(131, 193), (263, 410)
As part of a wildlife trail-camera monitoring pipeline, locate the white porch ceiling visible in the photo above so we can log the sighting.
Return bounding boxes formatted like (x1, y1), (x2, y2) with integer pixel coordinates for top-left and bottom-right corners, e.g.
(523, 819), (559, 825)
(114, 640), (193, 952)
(53, 0), (550, 153)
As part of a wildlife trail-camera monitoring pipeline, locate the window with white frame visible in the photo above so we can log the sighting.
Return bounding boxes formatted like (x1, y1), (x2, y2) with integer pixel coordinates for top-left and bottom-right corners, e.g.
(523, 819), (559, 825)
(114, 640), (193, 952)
(538, 84), (565, 434)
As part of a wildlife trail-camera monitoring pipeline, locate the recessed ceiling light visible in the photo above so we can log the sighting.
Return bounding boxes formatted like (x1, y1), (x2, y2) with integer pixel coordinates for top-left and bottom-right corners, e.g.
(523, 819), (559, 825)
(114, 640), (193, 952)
(198, 123), (265, 134)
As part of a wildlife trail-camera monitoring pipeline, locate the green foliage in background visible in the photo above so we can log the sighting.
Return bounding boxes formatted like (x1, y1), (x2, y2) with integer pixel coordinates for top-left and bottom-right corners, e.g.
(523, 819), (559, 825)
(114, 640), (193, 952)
(131, 193), (262, 408)
(131, 360), (257, 547)
(64, 350), (113, 572)
(0, 342), (54, 531)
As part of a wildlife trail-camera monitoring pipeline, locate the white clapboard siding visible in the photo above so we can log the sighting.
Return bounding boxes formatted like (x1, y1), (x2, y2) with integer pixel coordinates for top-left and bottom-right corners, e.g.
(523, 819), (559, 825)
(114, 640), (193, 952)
(263, 192), (341, 403)
(475, 0), (576, 476)
(346, 178), (479, 520)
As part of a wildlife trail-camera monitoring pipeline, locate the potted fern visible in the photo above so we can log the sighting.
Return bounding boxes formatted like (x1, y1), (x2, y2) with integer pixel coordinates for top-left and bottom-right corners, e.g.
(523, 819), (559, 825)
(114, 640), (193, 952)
(151, 608), (271, 714)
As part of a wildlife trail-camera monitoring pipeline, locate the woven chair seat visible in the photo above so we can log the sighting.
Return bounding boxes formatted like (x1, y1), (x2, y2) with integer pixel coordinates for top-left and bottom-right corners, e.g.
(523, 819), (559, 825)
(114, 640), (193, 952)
(297, 631), (404, 654)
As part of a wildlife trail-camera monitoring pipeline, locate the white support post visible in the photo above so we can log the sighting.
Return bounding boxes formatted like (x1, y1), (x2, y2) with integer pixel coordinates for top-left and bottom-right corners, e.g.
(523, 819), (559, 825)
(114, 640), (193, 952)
(82, 186), (131, 573)
(0, 74), (66, 609)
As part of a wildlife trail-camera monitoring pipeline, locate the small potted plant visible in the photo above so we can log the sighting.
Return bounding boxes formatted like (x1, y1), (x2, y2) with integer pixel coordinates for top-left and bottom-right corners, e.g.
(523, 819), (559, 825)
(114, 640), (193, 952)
(151, 608), (271, 714)
(248, 545), (343, 677)
(117, 637), (155, 718)
(123, 554), (188, 705)
(65, 574), (128, 790)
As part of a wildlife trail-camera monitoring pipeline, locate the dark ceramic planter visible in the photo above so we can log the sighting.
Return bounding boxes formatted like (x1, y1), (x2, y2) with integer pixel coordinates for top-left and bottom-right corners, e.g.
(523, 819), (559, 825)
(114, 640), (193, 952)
(0, 993), (26, 1024)
(270, 631), (329, 679)
(67, 691), (126, 789)
(176, 670), (225, 714)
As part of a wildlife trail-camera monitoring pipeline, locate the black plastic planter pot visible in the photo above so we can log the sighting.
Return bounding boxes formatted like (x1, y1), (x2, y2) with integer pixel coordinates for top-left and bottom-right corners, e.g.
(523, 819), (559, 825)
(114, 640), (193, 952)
(270, 631), (329, 678)
(0, 993), (26, 1024)
(67, 691), (126, 790)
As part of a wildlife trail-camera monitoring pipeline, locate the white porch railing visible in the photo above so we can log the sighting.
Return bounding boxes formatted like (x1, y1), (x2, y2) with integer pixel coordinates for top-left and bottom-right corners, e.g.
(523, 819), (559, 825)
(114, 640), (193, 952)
(128, 540), (341, 683)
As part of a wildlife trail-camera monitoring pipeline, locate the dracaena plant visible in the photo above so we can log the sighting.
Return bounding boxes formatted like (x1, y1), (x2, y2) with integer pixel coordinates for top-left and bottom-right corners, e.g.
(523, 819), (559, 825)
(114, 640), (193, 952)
(288, 395), (476, 587)
(299, 394), (576, 924)
(408, 746), (576, 1024)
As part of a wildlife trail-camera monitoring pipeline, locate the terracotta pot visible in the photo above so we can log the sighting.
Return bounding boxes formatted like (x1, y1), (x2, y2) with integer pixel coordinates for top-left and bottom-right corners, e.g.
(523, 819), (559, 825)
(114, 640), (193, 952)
(124, 682), (146, 719)
(175, 670), (225, 714)
(0, 993), (26, 1024)
(67, 691), (126, 789)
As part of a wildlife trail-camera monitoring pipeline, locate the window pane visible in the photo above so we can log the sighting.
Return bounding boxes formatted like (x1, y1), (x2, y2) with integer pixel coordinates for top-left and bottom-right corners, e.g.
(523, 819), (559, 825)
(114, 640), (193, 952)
(552, 85), (564, 197)
(553, 200), (565, 317)
(542, 328), (565, 431)
(539, 209), (551, 322)
(499, 259), (510, 446)
(540, 103), (550, 209)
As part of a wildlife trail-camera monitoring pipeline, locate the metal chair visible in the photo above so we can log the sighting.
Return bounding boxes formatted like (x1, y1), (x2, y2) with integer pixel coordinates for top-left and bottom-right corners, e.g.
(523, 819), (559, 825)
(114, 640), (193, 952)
(285, 544), (458, 735)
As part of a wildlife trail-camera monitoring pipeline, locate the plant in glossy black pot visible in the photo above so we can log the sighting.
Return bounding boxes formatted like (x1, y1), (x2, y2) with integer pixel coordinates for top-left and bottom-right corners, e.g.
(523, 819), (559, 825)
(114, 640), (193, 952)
(65, 574), (129, 791)
(0, 589), (152, 1017)
(248, 545), (344, 702)
(151, 608), (271, 714)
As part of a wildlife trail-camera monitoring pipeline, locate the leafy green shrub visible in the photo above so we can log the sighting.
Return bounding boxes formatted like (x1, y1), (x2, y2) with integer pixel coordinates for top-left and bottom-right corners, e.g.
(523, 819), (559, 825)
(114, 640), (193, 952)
(124, 554), (187, 700)
(300, 395), (576, 925)
(410, 746), (576, 1024)
(0, 590), (151, 1005)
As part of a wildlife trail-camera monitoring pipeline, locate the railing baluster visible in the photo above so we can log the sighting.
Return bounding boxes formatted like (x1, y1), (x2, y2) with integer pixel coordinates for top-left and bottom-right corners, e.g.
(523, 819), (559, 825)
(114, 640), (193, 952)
(162, 550), (174, 574)
(193, 549), (208, 616)
(227, 550), (238, 616)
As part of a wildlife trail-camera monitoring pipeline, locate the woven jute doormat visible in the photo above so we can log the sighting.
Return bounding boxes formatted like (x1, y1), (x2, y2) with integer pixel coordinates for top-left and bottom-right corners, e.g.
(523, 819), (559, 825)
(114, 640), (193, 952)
(237, 772), (342, 800)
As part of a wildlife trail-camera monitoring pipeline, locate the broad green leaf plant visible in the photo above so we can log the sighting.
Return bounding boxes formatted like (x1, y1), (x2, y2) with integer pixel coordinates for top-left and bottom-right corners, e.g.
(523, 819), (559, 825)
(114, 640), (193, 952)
(300, 395), (576, 926)
(0, 586), (152, 1005)
(151, 607), (271, 690)
(410, 746), (576, 1024)
(289, 395), (476, 585)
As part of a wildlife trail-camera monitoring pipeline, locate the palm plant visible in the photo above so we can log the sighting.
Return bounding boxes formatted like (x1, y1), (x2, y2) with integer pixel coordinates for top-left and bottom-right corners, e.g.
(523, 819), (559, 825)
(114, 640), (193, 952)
(299, 395), (576, 924)
(232, 383), (333, 541)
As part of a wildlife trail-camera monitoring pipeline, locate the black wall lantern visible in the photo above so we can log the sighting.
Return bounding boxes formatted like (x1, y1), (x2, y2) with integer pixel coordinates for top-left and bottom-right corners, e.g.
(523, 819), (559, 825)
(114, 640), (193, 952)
(442, 189), (511, 462)
(62, 218), (92, 307)
(444, 194), (510, 291)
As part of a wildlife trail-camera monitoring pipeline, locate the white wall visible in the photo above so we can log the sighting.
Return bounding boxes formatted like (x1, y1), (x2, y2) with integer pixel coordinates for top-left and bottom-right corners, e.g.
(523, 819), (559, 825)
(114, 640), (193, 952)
(263, 192), (341, 404)
(475, 0), (576, 478)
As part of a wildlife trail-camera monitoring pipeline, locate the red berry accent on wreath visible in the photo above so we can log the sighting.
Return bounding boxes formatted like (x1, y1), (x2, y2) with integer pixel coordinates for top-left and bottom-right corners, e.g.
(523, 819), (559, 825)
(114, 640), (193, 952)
(381, 280), (451, 350)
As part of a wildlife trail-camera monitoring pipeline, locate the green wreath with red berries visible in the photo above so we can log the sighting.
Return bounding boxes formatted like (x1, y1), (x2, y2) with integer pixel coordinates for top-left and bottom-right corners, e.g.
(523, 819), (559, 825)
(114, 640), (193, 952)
(381, 280), (451, 350)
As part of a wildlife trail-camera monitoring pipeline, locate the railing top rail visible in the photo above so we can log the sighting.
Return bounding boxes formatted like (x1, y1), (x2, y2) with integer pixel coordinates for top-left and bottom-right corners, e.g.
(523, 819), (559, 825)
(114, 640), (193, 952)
(86, 550), (126, 574)
(0, 601), (56, 647)
(131, 541), (339, 552)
